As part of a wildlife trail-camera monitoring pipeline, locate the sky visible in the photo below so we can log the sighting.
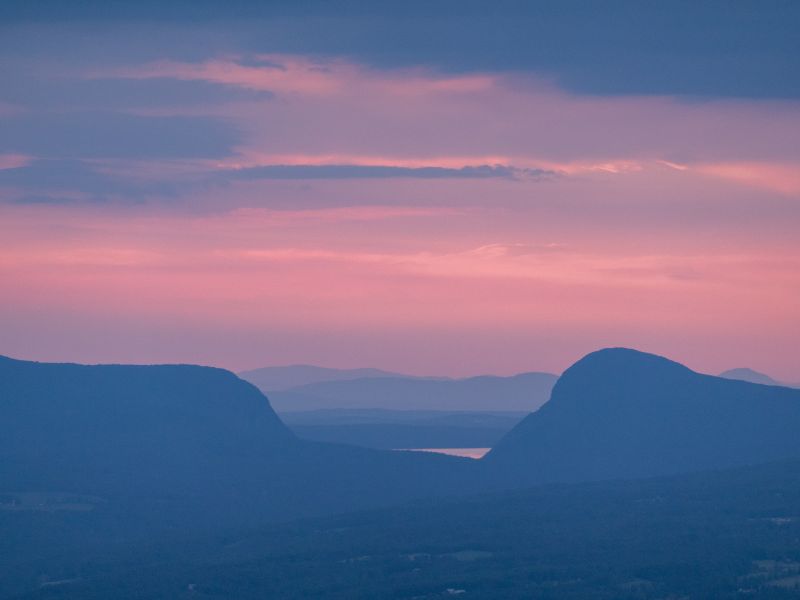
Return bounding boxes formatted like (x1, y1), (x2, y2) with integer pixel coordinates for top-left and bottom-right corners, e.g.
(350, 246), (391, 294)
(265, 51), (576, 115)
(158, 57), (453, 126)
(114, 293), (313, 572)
(1, 1), (799, 380)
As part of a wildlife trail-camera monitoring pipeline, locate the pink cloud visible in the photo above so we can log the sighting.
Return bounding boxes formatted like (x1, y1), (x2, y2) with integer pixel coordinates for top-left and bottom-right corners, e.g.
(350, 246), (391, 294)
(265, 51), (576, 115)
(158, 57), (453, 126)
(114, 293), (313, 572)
(0, 154), (32, 170)
(104, 54), (495, 98)
(104, 54), (800, 169)
(213, 152), (517, 170)
(696, 162), (800, 196)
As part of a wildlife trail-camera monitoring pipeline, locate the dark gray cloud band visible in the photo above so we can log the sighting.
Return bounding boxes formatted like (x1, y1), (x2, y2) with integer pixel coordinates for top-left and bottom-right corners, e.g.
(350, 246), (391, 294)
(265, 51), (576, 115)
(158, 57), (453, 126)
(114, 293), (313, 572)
(0, 159), (180, 203)
(2, 1), (798, 99)
(0, 160), (552, 205)
(0, 112), (240, 159)
(0, 76), (273, 112)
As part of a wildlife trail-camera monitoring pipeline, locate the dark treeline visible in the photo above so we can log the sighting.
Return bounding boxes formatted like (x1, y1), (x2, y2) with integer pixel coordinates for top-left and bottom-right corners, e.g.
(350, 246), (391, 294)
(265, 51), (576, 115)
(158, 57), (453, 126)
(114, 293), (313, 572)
(9, 460), (800, 599)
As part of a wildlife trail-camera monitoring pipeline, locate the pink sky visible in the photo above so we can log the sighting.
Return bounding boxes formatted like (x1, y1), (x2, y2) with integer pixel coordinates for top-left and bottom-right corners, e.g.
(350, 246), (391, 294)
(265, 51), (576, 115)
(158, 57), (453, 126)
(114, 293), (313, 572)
(1, 54), (799, 380)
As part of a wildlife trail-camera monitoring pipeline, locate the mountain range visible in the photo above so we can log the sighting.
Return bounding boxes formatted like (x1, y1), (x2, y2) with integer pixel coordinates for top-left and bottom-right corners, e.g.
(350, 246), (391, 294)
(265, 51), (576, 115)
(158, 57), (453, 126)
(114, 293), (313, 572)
(4, 348), (800, 597)
(5, 349), (800, 504)
(252, 372), (558, 412)
(237, 364), (414, 391)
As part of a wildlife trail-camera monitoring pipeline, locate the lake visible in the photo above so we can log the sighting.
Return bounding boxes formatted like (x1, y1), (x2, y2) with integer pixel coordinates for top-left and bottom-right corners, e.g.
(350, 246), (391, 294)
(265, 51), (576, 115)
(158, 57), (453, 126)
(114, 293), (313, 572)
(397, 447), (491, 459)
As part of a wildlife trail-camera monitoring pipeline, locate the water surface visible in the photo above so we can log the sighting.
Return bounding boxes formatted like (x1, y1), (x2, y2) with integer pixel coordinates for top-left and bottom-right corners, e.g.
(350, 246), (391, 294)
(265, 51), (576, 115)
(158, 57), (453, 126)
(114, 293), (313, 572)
(398, 447), (490, 459)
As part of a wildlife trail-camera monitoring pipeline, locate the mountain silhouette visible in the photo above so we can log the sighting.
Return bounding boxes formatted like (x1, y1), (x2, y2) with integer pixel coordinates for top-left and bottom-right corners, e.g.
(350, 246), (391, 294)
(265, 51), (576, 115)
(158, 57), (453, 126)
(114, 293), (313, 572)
(239, 364), (411, 391)
(0, 355), (475, 531)
(719, 367), (783, 386)
(266, 372), (558, 412)
(0, 355), (294, 492)
(485, 348), (800, 483)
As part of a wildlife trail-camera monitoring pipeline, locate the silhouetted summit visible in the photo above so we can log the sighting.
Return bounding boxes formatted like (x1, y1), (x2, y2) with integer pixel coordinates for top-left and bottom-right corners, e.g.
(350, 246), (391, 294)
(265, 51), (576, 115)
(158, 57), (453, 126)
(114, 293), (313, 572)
(486, 348), (800, 483)
(719, 367), (783, 386)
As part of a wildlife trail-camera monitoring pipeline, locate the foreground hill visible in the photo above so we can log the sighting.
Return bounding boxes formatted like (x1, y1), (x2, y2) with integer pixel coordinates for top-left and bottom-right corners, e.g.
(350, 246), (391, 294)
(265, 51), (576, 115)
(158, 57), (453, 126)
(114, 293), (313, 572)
(15, 459), (800, 599)
(238, 364), (410, 392)
(486, 348), (800, 483)
(266, 372), (558, 412)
